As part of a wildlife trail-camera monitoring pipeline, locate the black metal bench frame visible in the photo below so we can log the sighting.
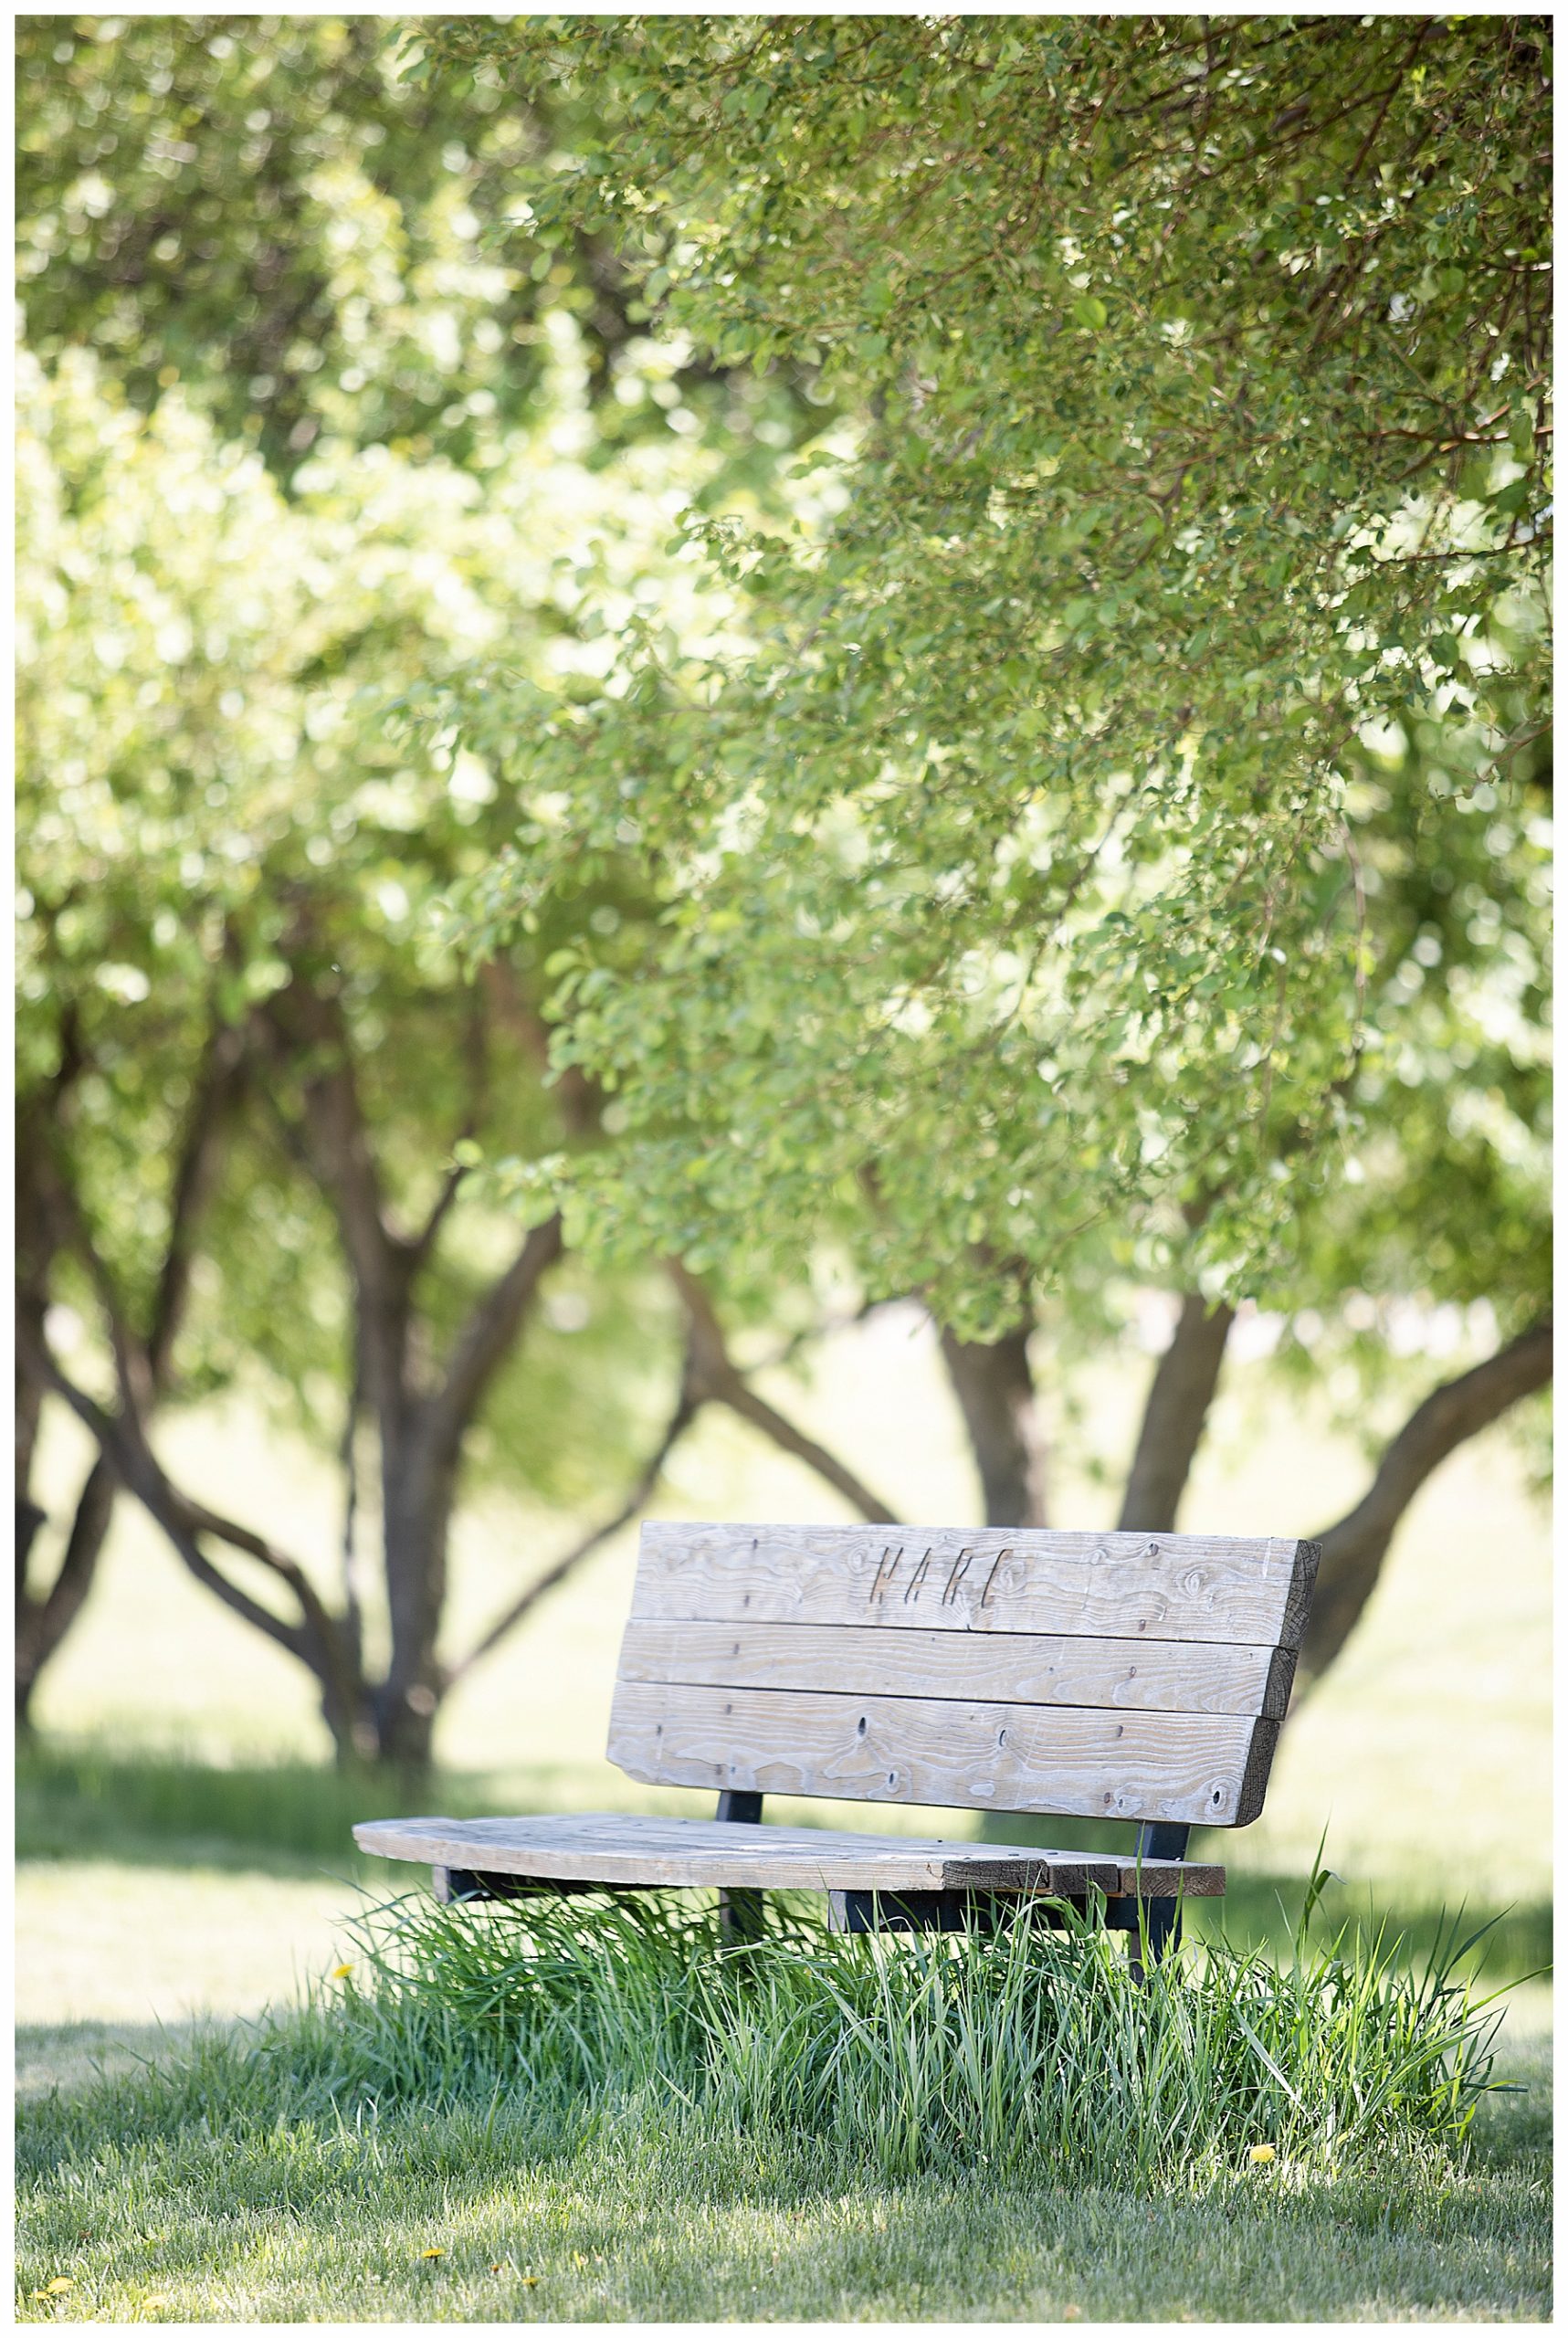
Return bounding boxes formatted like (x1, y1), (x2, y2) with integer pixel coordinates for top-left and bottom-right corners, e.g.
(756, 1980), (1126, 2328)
(435, 1787), (1194, 1967)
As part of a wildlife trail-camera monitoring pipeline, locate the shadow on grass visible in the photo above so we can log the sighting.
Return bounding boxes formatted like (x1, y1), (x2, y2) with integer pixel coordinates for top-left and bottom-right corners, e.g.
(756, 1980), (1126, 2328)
(16, 1740), (547, 1880)
(17, 1740), (1552, 1983)
(14, 2023), (1552, 2323)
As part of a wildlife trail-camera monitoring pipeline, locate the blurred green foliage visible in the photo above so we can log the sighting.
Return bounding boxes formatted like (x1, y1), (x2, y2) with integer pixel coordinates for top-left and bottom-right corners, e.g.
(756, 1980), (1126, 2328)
(14, 17), (1551, 1661)
(411, 17), (1549, 1395)
(16, 20), (810, 1527)
(15, 312), (760, 1499)
(16, 15), (816, 488)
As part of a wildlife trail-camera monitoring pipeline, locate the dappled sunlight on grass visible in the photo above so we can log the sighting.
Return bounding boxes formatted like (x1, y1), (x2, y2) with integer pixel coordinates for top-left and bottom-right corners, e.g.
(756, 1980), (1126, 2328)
(18, 1343), (1550, 2322)
(15, 2011), (1551, 2322)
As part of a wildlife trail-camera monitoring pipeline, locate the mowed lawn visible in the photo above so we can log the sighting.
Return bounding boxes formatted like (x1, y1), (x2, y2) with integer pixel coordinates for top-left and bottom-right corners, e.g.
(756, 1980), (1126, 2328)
(16, 1313), (1553, 2319)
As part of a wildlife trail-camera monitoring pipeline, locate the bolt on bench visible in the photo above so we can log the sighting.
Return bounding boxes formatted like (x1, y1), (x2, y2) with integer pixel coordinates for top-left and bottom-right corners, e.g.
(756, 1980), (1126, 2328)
(357, 1522), (1321, 1965)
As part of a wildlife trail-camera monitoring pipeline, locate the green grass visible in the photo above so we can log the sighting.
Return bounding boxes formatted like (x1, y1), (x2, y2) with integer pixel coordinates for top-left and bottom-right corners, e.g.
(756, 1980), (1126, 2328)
(16, 1363), (1552, 2320)
(16, 1889), (1551, 2323)
(339, 1881), (1520, 2175)
(16, 1739), (483, 1878)
(16, 1743), (1553, 2326)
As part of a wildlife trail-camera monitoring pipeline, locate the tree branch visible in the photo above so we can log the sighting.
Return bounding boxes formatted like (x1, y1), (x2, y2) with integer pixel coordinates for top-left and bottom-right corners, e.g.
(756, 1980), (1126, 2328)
(260, 978), (411, 1366)
(147, 1019), (247, 1379)
(16, 1459), (115, 1716)
(18, 1017), (248, 1711)
(408, 1161), (470, 1269)
(1296, 1320), (1552, 1688)
(15, 1015), (84, 1503)
(16, 1312), (323, 1670)
(409, 985), (489, 1269)
(669, 1262), (902, 1522)
(424, 1213), (566, 1462)
(451, 1371), (703, 1679)
(1118, 1293), (1236, 1533)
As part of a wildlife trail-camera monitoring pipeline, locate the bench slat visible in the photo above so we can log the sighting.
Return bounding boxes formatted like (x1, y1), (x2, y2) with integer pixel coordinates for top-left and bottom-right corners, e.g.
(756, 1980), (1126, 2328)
(633, 1523), (1319, 1651)
(609, 1680), (1277, 1826)
(353, 1812), (1225, 1897)
(618, 1617), (1292, 1719)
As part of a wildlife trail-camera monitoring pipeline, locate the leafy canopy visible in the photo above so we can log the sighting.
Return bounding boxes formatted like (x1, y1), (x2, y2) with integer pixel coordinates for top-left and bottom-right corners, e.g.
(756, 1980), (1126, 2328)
(418, 16), (1550, 1335)
(15, 323), (749, 1499)
(16, 14), (811, 490)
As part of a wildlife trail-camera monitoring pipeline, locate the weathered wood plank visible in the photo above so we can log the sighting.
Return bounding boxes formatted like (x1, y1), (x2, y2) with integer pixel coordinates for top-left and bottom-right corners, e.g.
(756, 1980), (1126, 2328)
(617, 1617), (1292, 1719)
(353, 1811), (1225, 1896)
(607, 1680), (1278, 1826)
(357, 1812), (1110, 1894)
(633, 1522), (1321, 1651)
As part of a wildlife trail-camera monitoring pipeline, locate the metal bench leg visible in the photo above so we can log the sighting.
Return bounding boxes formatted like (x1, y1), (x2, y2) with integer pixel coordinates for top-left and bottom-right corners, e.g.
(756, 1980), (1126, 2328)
(715, 1789), (765, 1943)
(1108, 1821), (1191, 1981)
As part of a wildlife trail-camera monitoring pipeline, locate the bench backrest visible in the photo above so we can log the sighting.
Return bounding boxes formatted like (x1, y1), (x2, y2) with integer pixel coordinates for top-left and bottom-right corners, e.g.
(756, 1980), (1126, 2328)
(607, 1522), (1320, 1827)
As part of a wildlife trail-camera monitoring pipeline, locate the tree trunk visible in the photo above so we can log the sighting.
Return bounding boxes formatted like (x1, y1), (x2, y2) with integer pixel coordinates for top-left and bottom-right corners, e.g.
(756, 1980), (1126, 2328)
(1118, 1294), (1235, 1533)
(317, 1666), (438, 1771)
(16, 1016), (246, 1725)
(366, 1684), (440, 1770)
(16, 1110), (55, 1618)
(1295, 1321), (1552, 1689)
(16, 1382), (44, 1574)
(939, 1324), (1047, 1528)
(16, 1458), (117, 1731)
(371, 1430), (455, 1772)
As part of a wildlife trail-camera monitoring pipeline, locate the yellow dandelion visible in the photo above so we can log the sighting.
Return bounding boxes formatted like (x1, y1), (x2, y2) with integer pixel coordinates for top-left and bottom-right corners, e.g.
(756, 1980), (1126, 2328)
(419, 2248), (445, 2261)
(1248, 2143), (1278, 2164)
(520, 2276), (540, 2288)
(331, 1964), (354, 1981)
(37, 2279), (76, 2296)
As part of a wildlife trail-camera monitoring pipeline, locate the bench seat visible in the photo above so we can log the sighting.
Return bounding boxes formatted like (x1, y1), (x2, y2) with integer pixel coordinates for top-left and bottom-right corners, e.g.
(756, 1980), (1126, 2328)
(356, 1522), (1317, 1952)
(353, 1811), (1226, 1900)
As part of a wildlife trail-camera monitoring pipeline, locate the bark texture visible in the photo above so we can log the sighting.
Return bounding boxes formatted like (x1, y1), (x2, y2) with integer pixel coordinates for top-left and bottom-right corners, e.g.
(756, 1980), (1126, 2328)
(16, 1019), (244, 1726)
(1118, 1294), (1236, 1533)
(1296, 1320), (1552, 1686)
(939, 1324), (1047, 1528)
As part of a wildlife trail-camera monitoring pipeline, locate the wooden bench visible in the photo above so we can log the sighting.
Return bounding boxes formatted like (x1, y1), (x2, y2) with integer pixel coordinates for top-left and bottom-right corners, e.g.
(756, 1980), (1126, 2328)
(357, 1522), (1320, 1964)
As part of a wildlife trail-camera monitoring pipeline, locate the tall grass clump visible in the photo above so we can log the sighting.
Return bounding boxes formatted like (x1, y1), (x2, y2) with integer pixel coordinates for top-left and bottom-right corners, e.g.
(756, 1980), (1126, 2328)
(320, 1875), (1517, 2192)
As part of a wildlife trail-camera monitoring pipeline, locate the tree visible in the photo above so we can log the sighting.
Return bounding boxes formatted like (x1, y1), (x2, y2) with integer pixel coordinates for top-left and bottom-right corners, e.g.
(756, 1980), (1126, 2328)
(14, 342), (651, 1757)
(417, 15), (1550, 1680)
(16, 16), (863, 1751)
(16, 336), (906, 1760)
(16, 15), (814, 491)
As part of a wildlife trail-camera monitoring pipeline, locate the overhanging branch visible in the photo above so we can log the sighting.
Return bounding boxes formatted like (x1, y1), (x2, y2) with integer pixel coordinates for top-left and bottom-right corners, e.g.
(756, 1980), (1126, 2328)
(451, 1370), (702, 1680)
(426, 1213), (566, 1461)
(669, 1262), (901, 1523)
(1296, 1319), (1552, 1689)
